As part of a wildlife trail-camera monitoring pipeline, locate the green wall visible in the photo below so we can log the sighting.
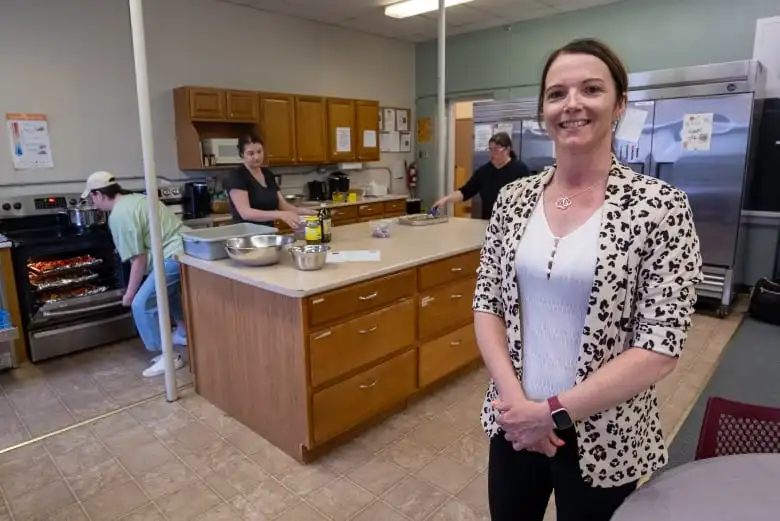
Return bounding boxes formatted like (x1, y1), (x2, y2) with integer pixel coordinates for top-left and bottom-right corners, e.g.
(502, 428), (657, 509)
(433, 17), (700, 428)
(413, 0), (780, 204)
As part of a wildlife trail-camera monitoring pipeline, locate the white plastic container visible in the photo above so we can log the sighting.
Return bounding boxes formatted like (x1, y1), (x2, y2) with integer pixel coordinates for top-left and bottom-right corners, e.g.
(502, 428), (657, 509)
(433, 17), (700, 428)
(181, 223), (277, 260)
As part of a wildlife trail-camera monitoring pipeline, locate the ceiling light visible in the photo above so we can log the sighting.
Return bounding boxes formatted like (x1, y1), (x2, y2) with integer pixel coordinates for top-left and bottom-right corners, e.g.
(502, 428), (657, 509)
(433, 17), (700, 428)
(384, 0), (474, 19)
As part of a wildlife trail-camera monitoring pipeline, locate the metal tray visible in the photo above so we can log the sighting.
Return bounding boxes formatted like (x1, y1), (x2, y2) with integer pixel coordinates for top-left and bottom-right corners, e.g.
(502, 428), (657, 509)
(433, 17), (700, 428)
(398, 214), (450, 226)
(181, 222), (278, 261)
(38, 285), (109, 305)
(28, 256), (103, 276)
(29, 272), (99, 290)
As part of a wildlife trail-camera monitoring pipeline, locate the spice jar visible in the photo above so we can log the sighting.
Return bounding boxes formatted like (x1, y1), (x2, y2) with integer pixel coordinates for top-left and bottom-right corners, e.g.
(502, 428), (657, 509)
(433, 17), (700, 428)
(303, 215), (322, 244)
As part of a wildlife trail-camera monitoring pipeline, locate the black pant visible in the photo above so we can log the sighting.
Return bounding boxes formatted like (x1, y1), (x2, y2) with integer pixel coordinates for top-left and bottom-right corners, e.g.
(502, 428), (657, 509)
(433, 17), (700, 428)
(488, 428), (637, 521)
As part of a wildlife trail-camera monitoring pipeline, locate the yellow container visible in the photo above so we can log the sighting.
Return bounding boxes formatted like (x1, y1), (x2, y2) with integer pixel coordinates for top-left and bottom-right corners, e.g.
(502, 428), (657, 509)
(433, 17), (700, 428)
(332, 192), (345, 202)
(347, 192), (358, 203)
(303, 216), (322, 244)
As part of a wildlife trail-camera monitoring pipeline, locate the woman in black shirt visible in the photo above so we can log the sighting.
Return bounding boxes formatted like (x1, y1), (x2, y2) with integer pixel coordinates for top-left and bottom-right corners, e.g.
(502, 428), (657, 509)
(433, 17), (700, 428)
(225, 134), (314, 228)
(432, 132), (530, 220)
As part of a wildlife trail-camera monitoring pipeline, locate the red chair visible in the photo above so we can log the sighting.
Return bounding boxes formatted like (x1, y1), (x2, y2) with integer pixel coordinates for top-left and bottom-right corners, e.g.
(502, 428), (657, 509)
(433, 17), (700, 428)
(695, 397), (780, 460)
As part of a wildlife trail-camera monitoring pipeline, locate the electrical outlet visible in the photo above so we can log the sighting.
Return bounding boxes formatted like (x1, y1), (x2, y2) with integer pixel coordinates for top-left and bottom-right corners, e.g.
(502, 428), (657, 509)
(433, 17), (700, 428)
(417, 150), (428, 159)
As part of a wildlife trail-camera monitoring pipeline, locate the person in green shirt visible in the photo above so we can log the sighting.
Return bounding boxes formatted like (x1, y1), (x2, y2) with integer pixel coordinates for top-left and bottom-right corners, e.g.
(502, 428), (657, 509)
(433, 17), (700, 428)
(82, 171), (188, 378)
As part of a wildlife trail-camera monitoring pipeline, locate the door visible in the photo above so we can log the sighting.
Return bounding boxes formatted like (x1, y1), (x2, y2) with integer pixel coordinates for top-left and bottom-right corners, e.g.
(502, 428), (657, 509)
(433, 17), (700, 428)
(355, 100), (380, 162)
(327, 98), (356, 162)
(614, 100), (655, 175)
(260, 93), (296, 164)
(188, 88), (225, 121)
(225, 91), (259, 122)
(295, 96), (328, 164)
(454, 119), (474, 217)
(650, 93), (754, 268)
(519, 120), (554, 175)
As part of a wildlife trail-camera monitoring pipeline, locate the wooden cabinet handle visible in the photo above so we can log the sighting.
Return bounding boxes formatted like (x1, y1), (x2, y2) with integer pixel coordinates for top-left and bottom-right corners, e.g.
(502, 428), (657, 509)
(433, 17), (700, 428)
(450, 267), (463, 272)
(449, 340), (462, 346)
(359, 326), (378, 334)
(359, 379), (377, 389)
(359, 292), (378, 301)
(451, 293), (464, 299)
(313, 330), (332, 340)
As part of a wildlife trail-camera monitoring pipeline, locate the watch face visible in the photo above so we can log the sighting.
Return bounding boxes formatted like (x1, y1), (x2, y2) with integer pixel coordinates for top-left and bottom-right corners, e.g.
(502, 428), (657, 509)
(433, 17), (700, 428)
(552, 409), (574, 431)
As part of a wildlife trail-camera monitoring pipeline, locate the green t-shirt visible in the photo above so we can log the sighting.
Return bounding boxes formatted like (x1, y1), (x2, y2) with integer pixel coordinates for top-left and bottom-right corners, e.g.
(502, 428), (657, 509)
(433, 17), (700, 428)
(108, 193), (185, 274)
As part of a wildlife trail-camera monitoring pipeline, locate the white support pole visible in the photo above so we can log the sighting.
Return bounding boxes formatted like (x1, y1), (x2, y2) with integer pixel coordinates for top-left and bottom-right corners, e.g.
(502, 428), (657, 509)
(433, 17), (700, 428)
(128, 0), (177, 402)
(437, 0), (447, 204)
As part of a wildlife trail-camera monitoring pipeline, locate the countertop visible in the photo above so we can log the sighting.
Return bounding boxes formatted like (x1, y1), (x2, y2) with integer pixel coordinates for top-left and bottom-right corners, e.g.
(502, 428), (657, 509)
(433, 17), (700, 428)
(180, 194), (410, 228)
(178, 217), (487, 298)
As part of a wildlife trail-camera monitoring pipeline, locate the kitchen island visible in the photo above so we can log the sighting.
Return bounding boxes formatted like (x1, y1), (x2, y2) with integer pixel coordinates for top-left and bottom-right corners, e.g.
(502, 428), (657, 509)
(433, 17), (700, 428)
(178, 217), (487, 462)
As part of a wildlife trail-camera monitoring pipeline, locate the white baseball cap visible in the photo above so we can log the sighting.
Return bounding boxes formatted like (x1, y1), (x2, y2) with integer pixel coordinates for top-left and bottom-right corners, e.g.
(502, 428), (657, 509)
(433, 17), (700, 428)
(81, 171), (119, 198)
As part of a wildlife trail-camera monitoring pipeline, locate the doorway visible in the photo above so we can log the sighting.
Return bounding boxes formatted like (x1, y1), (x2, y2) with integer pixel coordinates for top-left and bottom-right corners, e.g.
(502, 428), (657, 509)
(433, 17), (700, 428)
(450, 99), (491, 217)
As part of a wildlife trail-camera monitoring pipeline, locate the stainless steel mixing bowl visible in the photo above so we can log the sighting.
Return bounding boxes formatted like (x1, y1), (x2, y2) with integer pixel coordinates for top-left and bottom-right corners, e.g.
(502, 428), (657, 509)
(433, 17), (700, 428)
(289, 244), (329, 271)
(224, 234), (295, 266)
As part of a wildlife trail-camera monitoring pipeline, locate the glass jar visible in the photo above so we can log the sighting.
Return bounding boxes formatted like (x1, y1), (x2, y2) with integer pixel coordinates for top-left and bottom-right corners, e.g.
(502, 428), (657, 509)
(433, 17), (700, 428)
(303, 215), (322, 244)
(318, 204), (332, 244)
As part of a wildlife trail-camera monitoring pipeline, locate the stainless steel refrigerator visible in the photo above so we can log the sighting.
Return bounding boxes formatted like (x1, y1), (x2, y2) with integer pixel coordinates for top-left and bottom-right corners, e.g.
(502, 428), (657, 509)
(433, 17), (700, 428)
(470, 60), (766, 317)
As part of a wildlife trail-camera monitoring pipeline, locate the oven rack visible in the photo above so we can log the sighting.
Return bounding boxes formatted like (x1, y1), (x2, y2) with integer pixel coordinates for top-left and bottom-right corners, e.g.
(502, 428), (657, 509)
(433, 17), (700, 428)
(29, 272), (100, 291)
(28, 257), (103, 276)
(37, 285), (109, 305)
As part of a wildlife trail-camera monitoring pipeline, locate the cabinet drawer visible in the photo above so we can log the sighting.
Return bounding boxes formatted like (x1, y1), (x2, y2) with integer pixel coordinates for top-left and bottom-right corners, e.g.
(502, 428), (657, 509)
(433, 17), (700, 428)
(418, 250), (480, 290)
(418, 276), (476, 341)
(330, 206), (358, 222)
(419, 323), (479, 388)
(357, 202), (384, 217)
(308, 269), (416, 326)
(383, 200), (406, 214)
(312, 349), (417, 444)
(309, 299), (416, 387)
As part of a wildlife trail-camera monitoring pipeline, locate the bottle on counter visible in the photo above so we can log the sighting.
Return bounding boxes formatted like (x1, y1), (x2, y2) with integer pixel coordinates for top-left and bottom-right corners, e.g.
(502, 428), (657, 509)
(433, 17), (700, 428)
(303, 215), (322, 245)
(318, 204), (332, 243)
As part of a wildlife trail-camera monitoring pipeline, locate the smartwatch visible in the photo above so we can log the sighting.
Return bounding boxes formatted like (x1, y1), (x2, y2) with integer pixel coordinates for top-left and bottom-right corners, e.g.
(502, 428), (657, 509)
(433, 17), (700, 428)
(547, 395), (574, 431)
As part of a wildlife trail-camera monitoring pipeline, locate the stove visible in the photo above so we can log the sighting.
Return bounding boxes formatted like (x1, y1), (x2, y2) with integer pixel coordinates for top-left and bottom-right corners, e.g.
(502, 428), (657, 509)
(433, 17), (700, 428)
(0, 193), (136, 363)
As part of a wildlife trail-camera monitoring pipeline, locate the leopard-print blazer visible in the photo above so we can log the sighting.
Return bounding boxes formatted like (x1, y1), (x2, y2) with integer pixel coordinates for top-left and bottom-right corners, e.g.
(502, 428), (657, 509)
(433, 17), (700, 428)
(473, 156), (702, 487)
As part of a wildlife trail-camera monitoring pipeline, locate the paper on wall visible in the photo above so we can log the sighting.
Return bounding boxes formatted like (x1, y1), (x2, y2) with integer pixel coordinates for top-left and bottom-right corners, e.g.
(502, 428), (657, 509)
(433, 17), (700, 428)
(615, 107), (648, 144)
(493, 123), (514, 136)
(6, 113), (54, 169)
(681, 113), (714, 151)
(396, 110), (409, 131)
(336, 127), (351, 153)
(383, 108), (396, 131)
(399, 132), (412, 152)
(363, 130), (377, 148)
(474, 124), (493, 152)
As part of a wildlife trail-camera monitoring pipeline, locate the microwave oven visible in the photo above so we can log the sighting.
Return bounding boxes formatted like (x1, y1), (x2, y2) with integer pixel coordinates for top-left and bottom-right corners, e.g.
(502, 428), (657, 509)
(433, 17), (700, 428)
(201, 138), (241, 165)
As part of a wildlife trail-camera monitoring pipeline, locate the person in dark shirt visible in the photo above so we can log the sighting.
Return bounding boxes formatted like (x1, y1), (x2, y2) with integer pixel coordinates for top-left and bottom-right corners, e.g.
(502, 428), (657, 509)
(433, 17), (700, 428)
(432, 132), (531, 220)
(225, 134), (314, 228)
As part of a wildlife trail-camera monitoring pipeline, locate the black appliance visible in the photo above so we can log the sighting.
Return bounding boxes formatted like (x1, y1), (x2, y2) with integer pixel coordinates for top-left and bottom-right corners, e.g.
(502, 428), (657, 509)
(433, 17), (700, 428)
(406, 198), (422, 215)
(307, 180), (328, 201)
(328, 172), (350, 195)
(182, 182), (211, 219)
(0, 194), (135, 362)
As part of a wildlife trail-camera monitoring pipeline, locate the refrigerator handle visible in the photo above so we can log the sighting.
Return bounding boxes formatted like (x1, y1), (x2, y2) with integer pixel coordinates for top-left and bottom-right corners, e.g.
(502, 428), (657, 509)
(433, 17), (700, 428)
(654, 161), (673, 181)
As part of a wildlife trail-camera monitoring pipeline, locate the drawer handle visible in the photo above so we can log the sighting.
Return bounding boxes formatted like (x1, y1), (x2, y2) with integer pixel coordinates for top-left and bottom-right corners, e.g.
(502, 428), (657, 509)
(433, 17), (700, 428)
(359, 326), (378, 334)
(359, 292), (378, 301)
(451, 293), (464, 299)
(450, 340), (462, 346)
(359, 379), (377, 389)
(313, 330), (332, 340)
(450, 267), (463, 272)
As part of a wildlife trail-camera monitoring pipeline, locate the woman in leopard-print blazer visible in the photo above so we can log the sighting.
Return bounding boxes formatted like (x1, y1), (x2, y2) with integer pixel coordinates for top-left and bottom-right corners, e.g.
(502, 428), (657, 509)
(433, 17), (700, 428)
(473, 39), (702, 521)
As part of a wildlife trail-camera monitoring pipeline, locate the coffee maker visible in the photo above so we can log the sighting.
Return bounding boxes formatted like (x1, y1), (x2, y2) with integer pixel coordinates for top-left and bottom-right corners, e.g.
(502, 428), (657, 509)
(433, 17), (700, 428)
(182, 182), (212, 219)
(327, 172), (350, 195)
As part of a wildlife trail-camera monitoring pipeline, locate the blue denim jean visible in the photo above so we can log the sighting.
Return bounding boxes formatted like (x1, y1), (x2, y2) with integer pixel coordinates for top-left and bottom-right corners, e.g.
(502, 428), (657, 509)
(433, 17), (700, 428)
(131, 258), (184, 352)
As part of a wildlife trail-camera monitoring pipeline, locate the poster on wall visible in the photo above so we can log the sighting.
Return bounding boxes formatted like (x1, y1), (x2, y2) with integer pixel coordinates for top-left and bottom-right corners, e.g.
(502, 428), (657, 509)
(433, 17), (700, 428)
(417, 117), (433, 144)
(6, 113), (54, 169)
(474, 124), (493, 152)
(681, 113), (714, 151)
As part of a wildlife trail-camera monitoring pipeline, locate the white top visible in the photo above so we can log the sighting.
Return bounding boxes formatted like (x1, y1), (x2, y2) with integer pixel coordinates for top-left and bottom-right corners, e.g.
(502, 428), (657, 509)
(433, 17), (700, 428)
(178, 218), (487, 297)
(515, 198), (603, 401)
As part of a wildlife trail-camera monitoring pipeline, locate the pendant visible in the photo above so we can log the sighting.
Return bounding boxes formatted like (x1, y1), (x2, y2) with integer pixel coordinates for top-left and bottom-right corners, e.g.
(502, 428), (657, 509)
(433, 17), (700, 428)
(554, 196), (572, 210)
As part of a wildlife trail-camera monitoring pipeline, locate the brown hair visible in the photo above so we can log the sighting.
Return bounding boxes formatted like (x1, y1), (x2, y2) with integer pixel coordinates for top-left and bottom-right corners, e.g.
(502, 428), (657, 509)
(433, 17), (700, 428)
(489, 132), (517, 160)
(536, 38), (628, 124)
(237, 133), (264, 157)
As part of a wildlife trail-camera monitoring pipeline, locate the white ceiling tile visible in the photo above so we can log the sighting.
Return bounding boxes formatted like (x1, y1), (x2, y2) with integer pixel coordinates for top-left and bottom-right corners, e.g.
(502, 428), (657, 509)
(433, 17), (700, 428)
(420, 4), (488, 27)
(544, 0), (622, 12)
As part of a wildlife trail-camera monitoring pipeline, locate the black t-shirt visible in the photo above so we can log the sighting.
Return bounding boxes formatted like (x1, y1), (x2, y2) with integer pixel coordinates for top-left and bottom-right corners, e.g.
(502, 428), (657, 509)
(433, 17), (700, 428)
(225, 166), (280, 225)
(458, 158), (531, 220)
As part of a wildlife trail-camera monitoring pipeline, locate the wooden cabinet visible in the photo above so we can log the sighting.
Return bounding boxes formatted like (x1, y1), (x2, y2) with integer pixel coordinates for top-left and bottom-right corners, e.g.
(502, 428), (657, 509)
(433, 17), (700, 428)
(355, 100), (380, 162)
(383, 200), (406, 216)
(188, 88), (226, 120)
(330, 206), (358, 224)
(418, 251), (480, 290)
(226, 90), (259, 122)
(326, 98), (356, 162)
(260, 93), (296, 164)
(419, 323), (479, 388)
(357, 202), (384, 218)
(295, 96), (328, 164)
(173, 85), (388, 170)
(418, 276), (477, 341)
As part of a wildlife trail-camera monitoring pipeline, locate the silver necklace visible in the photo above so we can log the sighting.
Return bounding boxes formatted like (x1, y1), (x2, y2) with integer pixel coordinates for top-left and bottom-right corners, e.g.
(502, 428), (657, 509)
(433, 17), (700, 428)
(554, 178), (604, 210)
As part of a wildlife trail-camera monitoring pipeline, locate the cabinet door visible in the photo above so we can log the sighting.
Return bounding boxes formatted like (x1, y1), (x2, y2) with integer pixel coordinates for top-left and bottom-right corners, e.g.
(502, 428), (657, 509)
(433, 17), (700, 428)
(355, 100), (380, 161)
(226, 90), (259, 122)
(260, 93), (296, 164)
(326, 98), (356, 162)
(189, 88), (226, 120)
(295, 96), (328, 163)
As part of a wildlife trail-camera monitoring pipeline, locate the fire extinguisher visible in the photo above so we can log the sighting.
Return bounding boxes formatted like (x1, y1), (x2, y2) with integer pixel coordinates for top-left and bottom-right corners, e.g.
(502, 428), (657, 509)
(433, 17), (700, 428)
(405, 160), (418, 199)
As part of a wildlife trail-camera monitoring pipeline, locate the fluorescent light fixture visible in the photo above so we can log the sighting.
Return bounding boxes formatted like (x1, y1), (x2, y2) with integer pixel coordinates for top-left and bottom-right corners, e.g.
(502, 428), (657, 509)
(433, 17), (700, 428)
(384, 0), (474, 19)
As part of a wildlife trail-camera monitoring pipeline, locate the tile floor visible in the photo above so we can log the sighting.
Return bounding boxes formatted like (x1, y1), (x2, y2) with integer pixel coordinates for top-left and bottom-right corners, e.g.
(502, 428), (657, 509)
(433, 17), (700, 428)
(0, 338), (193, 450)
(0, 308), (744, 520)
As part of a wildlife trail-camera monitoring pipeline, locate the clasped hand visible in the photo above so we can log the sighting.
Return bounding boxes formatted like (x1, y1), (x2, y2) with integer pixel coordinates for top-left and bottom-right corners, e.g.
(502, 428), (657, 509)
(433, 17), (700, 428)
(494, 398), (565, 457)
